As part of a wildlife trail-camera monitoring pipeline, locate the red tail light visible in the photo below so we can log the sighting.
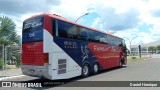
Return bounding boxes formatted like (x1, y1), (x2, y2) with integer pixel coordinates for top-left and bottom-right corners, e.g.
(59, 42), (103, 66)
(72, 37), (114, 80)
(44, 53), (49, 65)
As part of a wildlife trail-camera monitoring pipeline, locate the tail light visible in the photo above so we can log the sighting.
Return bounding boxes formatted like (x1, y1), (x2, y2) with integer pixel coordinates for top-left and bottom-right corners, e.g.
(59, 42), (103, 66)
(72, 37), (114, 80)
(44, 53), (49, 65)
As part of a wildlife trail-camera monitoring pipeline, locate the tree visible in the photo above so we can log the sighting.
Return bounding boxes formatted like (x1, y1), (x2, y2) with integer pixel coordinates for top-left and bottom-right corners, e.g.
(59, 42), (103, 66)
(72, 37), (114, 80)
(0, 16), (20, 46)
(148, 46), (156, 54)
(157, 45), (160, 53)
(0, 15), (20, 68)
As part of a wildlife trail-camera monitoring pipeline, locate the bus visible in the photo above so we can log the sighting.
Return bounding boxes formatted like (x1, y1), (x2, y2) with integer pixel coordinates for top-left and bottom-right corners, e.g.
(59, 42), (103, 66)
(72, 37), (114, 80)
(21, 13), (127, 80)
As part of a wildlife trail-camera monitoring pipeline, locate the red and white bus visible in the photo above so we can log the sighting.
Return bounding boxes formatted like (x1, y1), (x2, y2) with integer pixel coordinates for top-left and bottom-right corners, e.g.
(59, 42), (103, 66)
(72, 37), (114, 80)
(21, 13), (127, 80)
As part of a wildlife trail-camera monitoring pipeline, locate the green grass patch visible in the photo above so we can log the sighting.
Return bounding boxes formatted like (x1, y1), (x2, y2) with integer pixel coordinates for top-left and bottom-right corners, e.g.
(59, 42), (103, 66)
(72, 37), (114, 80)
(128, 57), (148, 63)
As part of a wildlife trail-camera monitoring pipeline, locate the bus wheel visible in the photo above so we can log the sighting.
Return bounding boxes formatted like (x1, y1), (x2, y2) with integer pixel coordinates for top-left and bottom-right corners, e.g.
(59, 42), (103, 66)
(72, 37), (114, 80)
(119, 60), (123, 68)
(93, 63), (99, 74)
(82, 64), (90, 77)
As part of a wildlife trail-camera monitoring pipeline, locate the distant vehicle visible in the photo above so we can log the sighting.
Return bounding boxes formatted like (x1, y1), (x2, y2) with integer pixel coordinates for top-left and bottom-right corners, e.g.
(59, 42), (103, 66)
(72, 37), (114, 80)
(21, 13), (127, 80)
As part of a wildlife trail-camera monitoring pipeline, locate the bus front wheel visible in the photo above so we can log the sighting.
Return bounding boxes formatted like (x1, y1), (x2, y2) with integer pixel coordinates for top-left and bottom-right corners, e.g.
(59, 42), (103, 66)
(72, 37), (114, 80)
(119, 60), (123, 68)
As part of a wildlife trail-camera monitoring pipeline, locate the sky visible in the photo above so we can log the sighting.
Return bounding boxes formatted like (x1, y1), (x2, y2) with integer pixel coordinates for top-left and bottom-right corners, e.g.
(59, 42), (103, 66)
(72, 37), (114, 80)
(0, 0), (160, 48)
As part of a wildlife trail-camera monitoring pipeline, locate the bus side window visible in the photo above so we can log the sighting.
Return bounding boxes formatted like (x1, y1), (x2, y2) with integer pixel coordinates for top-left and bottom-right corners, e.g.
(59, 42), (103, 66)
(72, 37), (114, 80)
(58, 20), (78, 39)
(66, 24), (78, 39)
(88, 30), (98, 42)
(58, 20), (68, 38)
(79, 27), (89, 41)
(52, 19), (58, 37)
(107, 35), (114, 46)
(99, 33), (107, 44)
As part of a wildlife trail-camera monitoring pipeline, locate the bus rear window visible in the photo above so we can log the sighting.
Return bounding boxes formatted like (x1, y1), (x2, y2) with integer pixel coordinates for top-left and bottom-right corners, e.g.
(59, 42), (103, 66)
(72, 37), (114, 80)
(22, 16), (44, 43)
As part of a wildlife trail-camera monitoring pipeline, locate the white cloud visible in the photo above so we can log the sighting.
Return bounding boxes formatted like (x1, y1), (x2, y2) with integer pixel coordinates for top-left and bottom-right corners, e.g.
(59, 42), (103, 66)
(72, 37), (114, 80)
(92, 17), (106, 31)
(90, 0), (160, 46)
(1, 0), (160, 46)
(0, 0), (61, 15)
(50, 0), (93, 21)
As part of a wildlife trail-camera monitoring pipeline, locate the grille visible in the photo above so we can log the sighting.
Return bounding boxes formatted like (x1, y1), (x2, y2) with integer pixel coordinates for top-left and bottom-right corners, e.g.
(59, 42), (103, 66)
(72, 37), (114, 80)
(58, 59), (67, 74)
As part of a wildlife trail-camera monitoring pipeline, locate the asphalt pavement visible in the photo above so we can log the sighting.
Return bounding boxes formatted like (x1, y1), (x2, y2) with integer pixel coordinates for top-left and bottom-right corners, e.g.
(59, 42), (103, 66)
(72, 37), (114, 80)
(0, 58), (160, 90)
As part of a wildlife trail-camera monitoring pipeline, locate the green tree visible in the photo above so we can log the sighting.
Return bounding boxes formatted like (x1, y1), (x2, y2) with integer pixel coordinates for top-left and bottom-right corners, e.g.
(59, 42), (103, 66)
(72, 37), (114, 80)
(148, 46), (156, 54)
(157, 45), (160, 53)
(0, 15), (20, 68)
(0, 16), (20, 46)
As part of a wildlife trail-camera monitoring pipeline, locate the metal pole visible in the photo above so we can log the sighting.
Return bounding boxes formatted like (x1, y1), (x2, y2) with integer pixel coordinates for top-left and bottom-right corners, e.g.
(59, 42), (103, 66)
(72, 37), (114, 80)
(129, 41), (131, 54)
(4, 46), (8, 77)
(124, 36), (138, 54)
(75, 13), (89, 23)
(2, 45), (5, 77)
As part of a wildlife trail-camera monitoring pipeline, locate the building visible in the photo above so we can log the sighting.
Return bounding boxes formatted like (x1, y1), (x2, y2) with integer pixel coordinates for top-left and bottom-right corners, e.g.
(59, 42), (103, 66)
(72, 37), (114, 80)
(130, 40), (160, 54)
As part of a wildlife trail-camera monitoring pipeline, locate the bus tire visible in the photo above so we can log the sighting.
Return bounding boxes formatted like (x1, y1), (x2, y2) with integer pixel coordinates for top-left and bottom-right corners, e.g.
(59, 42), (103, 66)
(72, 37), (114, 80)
(82, 64), (90, 77)
(93, 63), (99, 74)
(119, 60), (123, 68)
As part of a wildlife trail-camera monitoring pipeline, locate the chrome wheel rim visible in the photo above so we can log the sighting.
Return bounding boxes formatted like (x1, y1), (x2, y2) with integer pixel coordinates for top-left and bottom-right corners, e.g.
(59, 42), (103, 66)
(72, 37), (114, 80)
(94, 64), (98, 73)
(83, 65), (89, 75)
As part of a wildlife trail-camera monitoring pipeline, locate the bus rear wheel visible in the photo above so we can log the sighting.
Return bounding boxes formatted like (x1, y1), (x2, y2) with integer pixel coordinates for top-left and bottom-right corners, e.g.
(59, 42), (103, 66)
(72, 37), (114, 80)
(82, 64), (90, 77)
(93, 63), (99, 74)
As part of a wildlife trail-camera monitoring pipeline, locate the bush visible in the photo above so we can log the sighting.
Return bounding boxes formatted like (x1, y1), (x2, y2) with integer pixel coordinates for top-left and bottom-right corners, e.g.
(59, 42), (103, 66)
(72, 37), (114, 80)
(131, 57), (137, 59)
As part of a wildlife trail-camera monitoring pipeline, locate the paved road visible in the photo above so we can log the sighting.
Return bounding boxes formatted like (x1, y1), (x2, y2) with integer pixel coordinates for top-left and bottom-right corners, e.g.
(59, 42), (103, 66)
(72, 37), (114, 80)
(1, 58), (160, 90)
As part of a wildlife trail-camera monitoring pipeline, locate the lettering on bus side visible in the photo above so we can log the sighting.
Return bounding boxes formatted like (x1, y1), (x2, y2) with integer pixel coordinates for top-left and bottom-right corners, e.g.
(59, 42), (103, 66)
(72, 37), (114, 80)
(94, 45), (110, 52)
(64, 41), (78, 48)
(111, 46), (121, 52)
(93, 45), (121, 52)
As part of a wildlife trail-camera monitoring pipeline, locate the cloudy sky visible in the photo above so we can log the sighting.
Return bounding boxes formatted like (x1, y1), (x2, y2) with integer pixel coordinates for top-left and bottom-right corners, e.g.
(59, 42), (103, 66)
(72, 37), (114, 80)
(0, 0), (160, 48)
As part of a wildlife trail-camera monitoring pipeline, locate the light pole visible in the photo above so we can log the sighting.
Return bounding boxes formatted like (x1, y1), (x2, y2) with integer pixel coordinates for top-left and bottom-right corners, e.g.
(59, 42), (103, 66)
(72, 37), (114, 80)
(124, 36), (138, 54)
(75, 13), (89, 23)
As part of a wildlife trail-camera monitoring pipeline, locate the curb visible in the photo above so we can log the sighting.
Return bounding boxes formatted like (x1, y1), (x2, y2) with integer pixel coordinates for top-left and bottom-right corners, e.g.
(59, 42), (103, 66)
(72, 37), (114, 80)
(0, 75), (26, 81)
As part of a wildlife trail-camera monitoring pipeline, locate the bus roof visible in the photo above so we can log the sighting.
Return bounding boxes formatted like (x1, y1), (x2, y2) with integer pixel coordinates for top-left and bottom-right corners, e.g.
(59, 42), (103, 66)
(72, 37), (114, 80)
(24, 13), (123, 39)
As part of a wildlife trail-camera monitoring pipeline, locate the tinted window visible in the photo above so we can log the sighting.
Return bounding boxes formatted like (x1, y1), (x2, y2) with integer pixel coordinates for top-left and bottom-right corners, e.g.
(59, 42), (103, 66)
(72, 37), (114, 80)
(97, 32), (107, 43)
(52, 19), (56, 36)
(107, 35), (123, 46)
(88, 31), (107, 43)
(88, 30), (96, 42)
(58, 20), (78, 39)
(22, 16), (43, 43)
(107, 35), (115, 45)
(79, 28), (89, 40)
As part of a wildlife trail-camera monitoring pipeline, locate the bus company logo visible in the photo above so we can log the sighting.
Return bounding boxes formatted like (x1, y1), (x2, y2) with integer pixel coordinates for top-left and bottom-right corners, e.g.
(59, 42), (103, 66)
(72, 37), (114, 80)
(2, 82), (11, 87)
(29, 32), (35, 38)
(64, 41), (77, 47)
(23, 21), (42, 29)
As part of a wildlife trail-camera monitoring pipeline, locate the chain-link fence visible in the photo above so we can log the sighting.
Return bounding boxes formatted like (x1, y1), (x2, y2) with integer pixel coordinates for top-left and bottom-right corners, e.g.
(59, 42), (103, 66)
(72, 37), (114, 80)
(0, 45), (21, 77)
(5, 46), (21, 66)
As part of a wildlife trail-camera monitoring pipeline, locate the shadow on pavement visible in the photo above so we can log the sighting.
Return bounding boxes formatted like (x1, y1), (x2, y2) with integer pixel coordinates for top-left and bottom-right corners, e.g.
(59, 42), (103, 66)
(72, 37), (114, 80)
(21, 66), (127, 89)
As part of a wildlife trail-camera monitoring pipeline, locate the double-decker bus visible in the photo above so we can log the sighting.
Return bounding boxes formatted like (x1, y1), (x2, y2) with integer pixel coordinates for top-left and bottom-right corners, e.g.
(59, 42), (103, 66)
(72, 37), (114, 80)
(21, 13), (127, 80)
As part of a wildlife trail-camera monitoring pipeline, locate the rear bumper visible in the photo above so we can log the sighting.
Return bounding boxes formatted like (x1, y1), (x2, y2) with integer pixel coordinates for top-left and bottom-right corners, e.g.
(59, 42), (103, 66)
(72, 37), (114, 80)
(21, 65), (51, 79)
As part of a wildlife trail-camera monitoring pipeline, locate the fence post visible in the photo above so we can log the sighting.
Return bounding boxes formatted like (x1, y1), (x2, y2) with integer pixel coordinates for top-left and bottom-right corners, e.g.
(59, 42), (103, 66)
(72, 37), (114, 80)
(2, 45), (6, 77)
(4, 46), (8, 77)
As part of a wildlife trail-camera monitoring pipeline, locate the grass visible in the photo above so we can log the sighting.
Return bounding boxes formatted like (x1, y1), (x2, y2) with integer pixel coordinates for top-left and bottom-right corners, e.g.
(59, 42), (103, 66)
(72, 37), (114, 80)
(128, 57), (149, 63)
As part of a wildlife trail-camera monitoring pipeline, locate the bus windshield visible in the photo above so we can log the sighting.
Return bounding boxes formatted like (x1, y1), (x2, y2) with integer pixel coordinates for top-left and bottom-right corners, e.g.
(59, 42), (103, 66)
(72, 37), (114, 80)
(22, 16), (44, 43)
